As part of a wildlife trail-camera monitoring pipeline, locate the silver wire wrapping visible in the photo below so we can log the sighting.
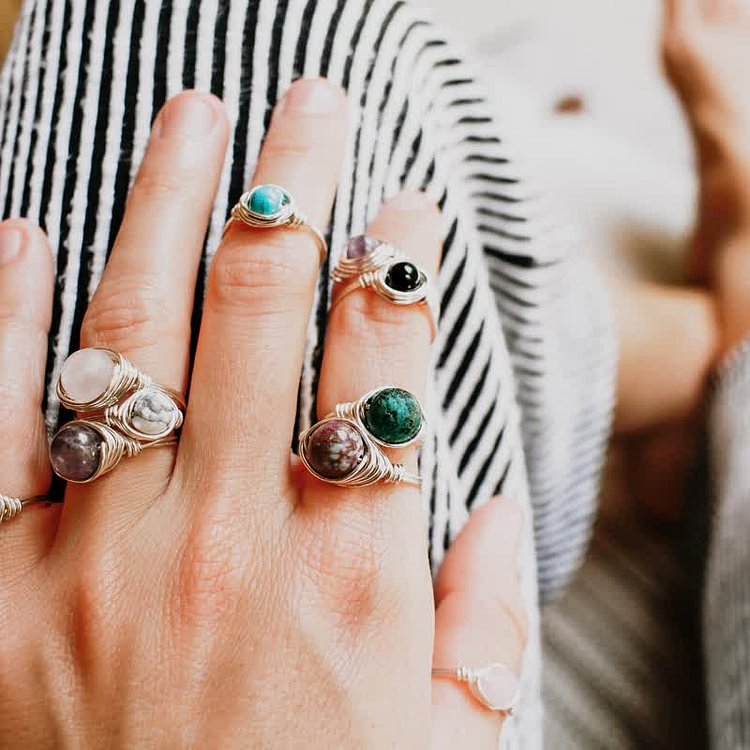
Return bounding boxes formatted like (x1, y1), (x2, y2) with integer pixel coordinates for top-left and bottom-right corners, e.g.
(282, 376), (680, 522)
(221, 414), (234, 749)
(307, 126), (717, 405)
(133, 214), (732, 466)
(0, 495), (45, 526)
(330, 238), (438, 341)
(0, 494), (23, 525)
(69, 419), (177, 481)
(331, 239), (398, 284)
(334, 386), (426, 450)
(298, 416), (421, 488)
(431, 664), (519, 715)
(103, 386), (185, 442)
(223, 185), (328, 264)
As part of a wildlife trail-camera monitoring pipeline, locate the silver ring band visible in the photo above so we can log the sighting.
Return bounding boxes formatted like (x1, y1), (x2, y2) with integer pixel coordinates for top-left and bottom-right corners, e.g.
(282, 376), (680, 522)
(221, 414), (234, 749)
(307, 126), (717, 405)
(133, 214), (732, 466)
(223, 184), (328, 264)
(0, 494), (46, 526)
(432, 663), (519, 715)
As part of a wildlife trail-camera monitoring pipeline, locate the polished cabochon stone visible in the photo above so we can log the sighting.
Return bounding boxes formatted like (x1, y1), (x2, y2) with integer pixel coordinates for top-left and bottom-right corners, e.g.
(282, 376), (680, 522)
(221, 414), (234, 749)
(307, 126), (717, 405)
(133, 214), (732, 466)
(345, 234), (379, 259)
(50, 423), (103, 482)
(130, 389), (178, 437)
(247, 184), (290, 216)
(60, 348), (116, 404)
(306, 419), (366, 480)
(385, 261), (422, 293)
(474, 664), (518, 711)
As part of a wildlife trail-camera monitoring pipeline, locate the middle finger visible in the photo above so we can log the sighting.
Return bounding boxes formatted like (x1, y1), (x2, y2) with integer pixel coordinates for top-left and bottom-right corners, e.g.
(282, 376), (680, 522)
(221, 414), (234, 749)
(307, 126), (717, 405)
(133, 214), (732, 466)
(180, 79), (348, 497)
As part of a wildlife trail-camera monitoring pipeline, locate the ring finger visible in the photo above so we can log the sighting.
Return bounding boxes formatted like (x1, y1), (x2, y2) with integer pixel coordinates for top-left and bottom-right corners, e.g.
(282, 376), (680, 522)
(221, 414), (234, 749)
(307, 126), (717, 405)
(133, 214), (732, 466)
(307, 191), (442, 504)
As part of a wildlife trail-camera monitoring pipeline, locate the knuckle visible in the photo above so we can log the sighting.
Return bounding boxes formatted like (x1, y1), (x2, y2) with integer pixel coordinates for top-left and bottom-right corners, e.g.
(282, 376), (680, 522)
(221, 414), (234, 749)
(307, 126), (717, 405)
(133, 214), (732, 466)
(296, 514), (393, 630)
(261, 129), (319, 163)
(0, 387), (40, 447)
(65, 551), (128, 664)
(208, 238), (313, 315)
(81, 281), (182, 351)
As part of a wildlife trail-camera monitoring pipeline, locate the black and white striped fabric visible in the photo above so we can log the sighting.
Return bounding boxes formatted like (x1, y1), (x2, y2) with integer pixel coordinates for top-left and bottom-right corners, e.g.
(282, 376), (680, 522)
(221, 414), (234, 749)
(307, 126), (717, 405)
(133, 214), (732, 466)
(0, 0), (617, 745)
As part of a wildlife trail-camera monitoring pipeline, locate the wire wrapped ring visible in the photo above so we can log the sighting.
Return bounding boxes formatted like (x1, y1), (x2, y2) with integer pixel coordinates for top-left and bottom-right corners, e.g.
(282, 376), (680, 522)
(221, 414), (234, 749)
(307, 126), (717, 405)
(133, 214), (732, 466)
(331, 235), (438, 341)
(50, 420), (178, 484)
(223, 184), (328, 264)
(0, 494), (46, 527)
(298, 416), (421, 488)
(432, 663), (519, 715)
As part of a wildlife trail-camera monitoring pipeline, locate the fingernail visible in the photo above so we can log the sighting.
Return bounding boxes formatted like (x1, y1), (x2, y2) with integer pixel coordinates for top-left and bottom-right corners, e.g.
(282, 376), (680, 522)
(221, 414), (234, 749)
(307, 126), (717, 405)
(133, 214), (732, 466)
(0, 226), (23, 267)
(282, 79), (343, 114)
(157, 92), (218, 139)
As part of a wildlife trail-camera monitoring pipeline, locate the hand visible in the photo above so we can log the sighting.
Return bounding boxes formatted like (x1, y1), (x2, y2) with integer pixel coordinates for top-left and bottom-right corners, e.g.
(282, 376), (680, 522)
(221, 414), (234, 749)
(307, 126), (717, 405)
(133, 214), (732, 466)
(0, 80), (526, 747)
(663, 0), (750, 355)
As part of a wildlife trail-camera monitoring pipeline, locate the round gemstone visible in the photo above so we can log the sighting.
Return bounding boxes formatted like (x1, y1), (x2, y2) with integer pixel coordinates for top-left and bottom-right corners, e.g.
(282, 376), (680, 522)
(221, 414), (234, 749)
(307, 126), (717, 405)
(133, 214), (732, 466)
(345, 235), (378, 259)
(59, 348), (116, 404)
(130, 389), (178, 437)
(385, 261), (422, 292)
(306, 419), (365, 480)
(50, 423), (103, 482)
(247, 184), (290, 216)
(363, 387), (422, 445)
(474, 664), (518, 711)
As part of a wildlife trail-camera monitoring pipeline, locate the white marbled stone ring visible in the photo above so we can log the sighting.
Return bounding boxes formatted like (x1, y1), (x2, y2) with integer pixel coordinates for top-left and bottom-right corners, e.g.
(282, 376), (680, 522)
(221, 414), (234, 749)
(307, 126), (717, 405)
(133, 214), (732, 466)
(49, 348), (185, 484)
(431, 663), (519, 715)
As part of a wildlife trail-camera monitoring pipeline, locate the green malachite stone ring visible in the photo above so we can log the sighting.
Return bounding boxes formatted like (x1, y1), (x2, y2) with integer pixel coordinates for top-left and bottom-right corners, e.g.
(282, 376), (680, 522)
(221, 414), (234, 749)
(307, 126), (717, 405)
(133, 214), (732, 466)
(336, 386), (426, 450)
(297, 386), (425, 488)
(223, 183), (328, 264)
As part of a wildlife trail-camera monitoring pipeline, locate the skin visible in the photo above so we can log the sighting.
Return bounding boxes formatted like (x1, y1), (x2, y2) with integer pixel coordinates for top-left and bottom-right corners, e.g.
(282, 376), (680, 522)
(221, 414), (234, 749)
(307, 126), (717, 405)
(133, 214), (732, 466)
(0, 80), (526, 748)
(621, 0), (750, 520)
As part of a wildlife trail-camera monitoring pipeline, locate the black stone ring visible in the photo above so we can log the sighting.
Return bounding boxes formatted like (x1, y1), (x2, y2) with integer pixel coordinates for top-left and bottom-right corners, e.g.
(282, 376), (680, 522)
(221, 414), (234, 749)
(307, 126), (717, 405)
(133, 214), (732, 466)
(330, 235), (438, 341)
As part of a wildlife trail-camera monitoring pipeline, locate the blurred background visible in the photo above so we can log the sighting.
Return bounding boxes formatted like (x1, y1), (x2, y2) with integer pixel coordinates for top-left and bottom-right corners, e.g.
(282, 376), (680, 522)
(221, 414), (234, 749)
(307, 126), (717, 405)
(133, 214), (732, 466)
(0, 1), (705, 747)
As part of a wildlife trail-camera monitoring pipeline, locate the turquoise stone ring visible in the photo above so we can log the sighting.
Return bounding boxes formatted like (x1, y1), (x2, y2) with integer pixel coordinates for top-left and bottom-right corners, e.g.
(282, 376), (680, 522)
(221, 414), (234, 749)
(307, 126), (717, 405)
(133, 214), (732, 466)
(224, 183), (328, 263)
(244, 184), (291, 218)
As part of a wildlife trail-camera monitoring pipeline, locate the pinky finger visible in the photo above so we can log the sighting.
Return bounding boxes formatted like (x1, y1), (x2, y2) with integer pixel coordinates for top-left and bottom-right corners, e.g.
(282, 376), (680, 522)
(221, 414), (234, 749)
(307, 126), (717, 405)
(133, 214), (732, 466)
(0, 220), (58, 574)
(431, 497), (528, 749)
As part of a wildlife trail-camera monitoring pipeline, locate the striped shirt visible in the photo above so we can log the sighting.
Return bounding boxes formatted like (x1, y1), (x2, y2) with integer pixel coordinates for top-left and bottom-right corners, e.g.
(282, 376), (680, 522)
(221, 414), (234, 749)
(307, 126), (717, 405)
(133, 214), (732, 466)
(0, 0), (618, 745)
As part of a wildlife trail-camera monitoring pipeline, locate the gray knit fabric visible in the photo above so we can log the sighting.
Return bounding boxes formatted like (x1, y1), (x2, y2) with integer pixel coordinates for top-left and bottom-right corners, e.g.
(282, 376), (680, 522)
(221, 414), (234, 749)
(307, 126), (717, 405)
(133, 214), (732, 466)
(707, 340), (750, 749)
